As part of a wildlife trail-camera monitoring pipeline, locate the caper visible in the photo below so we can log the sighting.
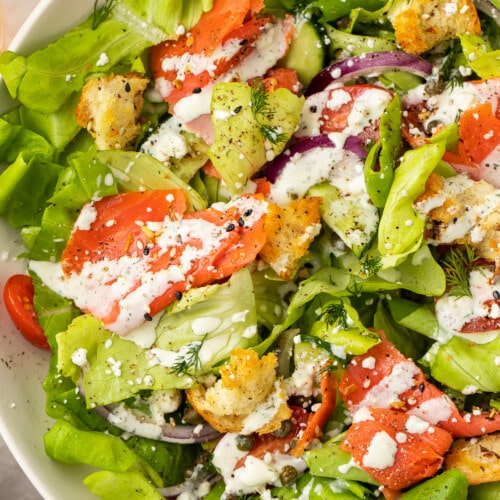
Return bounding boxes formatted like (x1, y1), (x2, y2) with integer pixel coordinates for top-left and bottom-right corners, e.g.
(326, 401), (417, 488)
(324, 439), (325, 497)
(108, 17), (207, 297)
(273, 419), (293, 438)
(425, 119), (443, 135)
(235, 434), (254, 451)
(280, 465), (298, 486)
(424, 78), (445, 96)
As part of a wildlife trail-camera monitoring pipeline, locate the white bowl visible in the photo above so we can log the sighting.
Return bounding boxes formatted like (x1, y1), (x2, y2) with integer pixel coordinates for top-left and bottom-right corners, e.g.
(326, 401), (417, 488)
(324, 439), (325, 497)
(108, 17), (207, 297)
(0, 1), (99, 498)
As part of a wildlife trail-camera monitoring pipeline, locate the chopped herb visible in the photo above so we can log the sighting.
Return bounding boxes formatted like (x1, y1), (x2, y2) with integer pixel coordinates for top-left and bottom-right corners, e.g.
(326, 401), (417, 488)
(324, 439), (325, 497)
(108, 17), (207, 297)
(359, 256), (382, 278)
(250, 79), (289, 145)
(170, 336), (207, 376)
(441, 39), (464, 90)
(441, 244), (483, 298)
(320, 302), (349, 330)
(92, 0), (116, 30)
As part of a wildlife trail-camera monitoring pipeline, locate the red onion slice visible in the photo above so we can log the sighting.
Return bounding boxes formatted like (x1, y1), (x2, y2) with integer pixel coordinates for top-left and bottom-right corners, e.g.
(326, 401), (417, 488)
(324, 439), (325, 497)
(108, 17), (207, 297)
(305, 51), (434, 96)
(93, 403), (221, 444)
(262, 134), (366, 183)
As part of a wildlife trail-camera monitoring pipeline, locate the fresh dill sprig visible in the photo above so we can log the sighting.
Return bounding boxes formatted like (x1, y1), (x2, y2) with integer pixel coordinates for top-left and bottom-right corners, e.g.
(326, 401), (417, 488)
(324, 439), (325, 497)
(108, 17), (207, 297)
(441, 245), (482, 298)
(359, 256), (382, 278)
(250, 79), (289, 145)
(170, 336), (207, 376)
(441, 39), (464, 89)
(92, 0), (116, 30)
(320, 302), (349, 330)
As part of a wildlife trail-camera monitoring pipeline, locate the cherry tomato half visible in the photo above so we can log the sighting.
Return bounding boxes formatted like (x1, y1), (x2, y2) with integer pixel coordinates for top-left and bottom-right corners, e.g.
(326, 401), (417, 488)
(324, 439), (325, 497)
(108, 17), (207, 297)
(3, 274), (50, 350)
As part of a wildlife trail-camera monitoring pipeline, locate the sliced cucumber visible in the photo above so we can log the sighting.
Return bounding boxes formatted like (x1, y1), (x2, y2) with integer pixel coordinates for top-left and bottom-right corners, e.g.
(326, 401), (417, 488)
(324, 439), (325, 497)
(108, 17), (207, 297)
(281, 19), (326, 87)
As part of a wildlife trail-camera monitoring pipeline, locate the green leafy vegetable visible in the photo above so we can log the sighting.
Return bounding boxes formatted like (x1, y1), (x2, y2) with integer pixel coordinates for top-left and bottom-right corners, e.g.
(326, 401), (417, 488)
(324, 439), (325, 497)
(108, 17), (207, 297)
(208, 81), (303, 194)
(441, 245), (483, 298)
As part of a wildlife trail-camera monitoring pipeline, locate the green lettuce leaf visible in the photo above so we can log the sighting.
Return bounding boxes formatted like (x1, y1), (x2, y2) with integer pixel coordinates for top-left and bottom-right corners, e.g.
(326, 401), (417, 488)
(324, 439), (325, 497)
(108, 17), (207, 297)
(458, 34), (500, 79)
(84, 470), (164, 500)
(208, 82), (304, 194)
(0, 154), (62, 228)
(96, 150), (206, 210)
(44, 419), (162, 487)
(116, 0), (213, 42)
(378, 141), (445, 265)
(0, 118), (55, 162)
(155, 267), (260, 375)
(429, 335), (500, 393)
(57, 315), (192, 407)
(29, 147), (118, 261)
(305, 436), (378, 486)
(3, 94), (81, 150)
(0, 18), (148, 114)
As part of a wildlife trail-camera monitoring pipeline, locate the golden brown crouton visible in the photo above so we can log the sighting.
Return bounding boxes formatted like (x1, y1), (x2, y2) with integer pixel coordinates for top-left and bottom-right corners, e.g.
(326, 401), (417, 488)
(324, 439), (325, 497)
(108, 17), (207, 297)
(186, 349), (291, 435)
(75, 72), (149, 150)
(443, 432), (500, 484)
(415, 172), (500, 275)
(388, 0), (481, 54)
(259, 197), (322, 280)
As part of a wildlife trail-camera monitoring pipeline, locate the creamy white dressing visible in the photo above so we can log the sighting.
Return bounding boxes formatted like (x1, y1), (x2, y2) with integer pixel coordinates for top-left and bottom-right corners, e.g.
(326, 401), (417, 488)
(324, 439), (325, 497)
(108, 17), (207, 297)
(268, 146), (357, 205)
(212, 433), (307, 496)
(161, 17), (293, 123)
(140, 118), (189, 164)
(404, 79), (500, 135)
(241, 380), (287, 434)
(435, 268), (500, 342)
(103, 389), (182, 440)
(361, 430), (397, 470)
(408, 395), (455, 426)
(32, 196), (267, 335)
(415, 174), (500, 244)
(405, 414), (430, 434)
(349, 360), (421, 414)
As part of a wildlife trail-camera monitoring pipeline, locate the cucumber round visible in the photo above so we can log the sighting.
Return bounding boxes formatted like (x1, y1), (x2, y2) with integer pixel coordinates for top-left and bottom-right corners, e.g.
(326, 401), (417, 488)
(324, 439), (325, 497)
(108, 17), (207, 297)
(281, 20), (326, 87)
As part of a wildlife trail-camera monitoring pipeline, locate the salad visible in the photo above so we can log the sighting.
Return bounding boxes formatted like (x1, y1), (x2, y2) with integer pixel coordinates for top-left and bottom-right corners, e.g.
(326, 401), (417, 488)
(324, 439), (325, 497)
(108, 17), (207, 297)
(0, 0), (500, 498)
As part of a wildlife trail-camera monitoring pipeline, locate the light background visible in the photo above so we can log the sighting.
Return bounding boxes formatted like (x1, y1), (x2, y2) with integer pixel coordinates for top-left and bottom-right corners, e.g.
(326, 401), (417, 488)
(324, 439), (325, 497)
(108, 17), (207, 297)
(1, 1), (44, 498)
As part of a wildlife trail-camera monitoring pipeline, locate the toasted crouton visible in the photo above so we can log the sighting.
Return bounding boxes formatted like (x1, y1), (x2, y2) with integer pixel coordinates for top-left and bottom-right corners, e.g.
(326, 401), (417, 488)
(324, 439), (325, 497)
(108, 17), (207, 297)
(186, 349), (291, 435)
(388, 0), (481, 54)
(75, 72), (149, 150)
(415, 172), (500, 275)
(443, 432), (500, 484)
(259, 197), (322, 280)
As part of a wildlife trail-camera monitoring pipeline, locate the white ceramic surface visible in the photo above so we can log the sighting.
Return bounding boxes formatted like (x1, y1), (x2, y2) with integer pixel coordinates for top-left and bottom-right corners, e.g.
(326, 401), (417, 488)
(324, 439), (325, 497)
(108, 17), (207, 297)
(0, 2), (100, 498)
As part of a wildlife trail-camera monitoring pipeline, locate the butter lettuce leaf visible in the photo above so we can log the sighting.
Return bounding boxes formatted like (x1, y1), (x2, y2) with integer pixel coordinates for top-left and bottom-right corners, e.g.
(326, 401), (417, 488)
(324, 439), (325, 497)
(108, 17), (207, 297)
(378, 141), (445, 265)
(116, 0), (213, 43)
(0, 0), (213, 115)
(428, 335), (500, 393)
(44, 420), (162, 488)
(57, 315), (192, 407)
(155, 267), (260, 375)
(84, 470), (164, 500)
(208, 82), (304, 194)
(458, 34), (500, 79)
(96, 150), (206, 211)
(0, 118), (55, 162)
(0, 154), (62, 228)
(29, 147), (118, 261)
